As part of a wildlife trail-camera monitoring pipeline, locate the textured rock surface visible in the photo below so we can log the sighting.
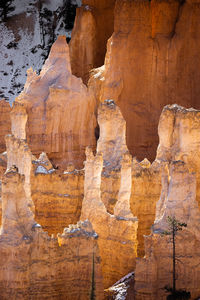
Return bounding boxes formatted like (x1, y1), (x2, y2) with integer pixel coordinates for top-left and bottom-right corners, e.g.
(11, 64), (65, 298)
(16, 35), (97, 169)
(81, 148), (138, 289)
(91, 0), (200, 162)
(157, 104), (200, 208)
(0, 100), (11, 153)
(70, 0), (116, 84)
(81, 102), (138, 288)
(130, 159), (162, 257)
(31, 167), (84, 236)
(0, 169), (104, 299)
(135, 161), (200, 299)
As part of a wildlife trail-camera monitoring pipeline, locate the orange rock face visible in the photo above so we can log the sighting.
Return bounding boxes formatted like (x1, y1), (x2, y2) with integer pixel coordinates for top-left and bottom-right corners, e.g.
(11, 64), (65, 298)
(31, 167), (84, 236)
(130, 159), (162, 257)
(16, 36), (97, 170)
(0, 99), (11, 153)
(90, 0), (200, 162)
(70, 0), (116, 84)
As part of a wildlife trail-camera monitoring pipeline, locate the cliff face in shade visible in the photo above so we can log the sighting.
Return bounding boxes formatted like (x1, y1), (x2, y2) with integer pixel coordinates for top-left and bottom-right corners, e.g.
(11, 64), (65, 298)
(16, 35), (97, 169)
(69, 0), (116, 84)
(0, 100), (11, 153)
(89, 0), (200, 162)
(135, 161), (200, 300)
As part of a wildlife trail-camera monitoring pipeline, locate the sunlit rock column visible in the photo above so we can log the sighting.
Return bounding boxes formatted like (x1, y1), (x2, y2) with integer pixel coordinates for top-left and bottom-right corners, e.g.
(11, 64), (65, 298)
(81, 145), (138, 288)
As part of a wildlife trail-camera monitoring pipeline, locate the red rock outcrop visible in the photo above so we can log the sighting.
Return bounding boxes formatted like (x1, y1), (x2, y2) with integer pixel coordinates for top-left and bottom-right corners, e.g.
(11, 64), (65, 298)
(70, 0), (116, 84)
(15, 35), (97, 169)
(90, 0), (200, 162)
(0, 99), (11, 153)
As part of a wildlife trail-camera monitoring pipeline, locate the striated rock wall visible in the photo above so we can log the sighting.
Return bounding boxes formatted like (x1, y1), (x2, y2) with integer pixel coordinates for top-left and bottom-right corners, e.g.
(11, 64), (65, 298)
(31, 167), (84, 236)
(70, 0), (116, 84)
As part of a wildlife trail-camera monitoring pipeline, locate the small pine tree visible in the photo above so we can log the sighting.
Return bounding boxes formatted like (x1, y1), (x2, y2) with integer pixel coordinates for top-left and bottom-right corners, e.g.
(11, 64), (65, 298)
(161, 216), (190, 299)
(0, 0), (15, 21)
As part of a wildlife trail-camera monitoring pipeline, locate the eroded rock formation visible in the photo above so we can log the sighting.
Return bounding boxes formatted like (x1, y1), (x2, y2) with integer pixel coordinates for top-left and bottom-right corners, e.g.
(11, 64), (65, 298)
(15, 36), (97, 169)
(81, 147), (138, 289)
(134, 105), (200, 299)
(0, 91), (104, 300)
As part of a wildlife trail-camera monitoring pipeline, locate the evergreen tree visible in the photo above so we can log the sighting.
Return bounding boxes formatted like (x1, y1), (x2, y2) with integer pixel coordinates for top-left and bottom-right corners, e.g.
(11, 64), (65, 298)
(0, 0), (15, 21)
(161, 216), (190, 300)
